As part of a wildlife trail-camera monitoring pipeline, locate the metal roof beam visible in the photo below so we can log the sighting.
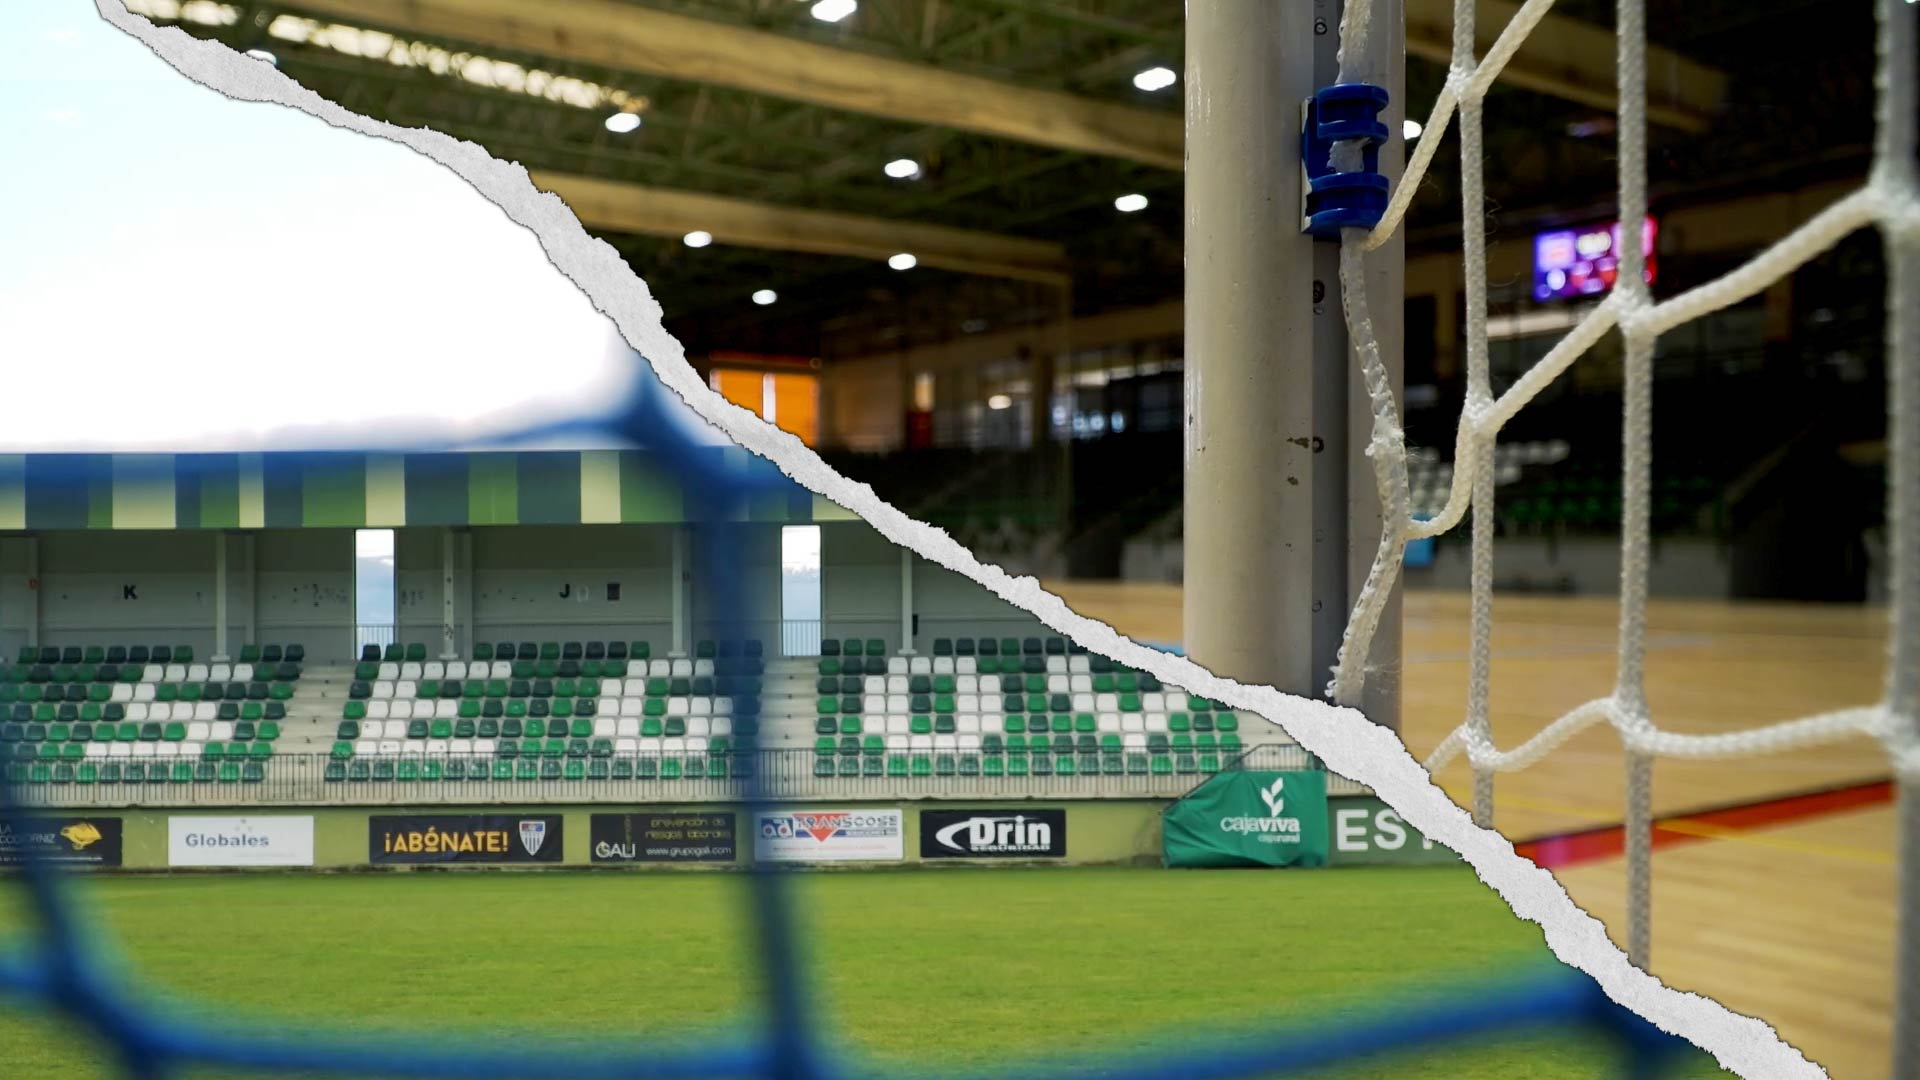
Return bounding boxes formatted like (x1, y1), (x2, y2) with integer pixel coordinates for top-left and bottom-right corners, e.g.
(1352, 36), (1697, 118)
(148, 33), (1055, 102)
(533, 171), (1071, 286)
(281, 0), (1184, 169)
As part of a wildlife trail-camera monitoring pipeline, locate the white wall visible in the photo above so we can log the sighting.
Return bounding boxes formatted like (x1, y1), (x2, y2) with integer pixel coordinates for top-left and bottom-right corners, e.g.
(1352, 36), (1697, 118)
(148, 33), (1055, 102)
(821, 521), (901, 649)
(912, 558), (1046, 650)
(689, 523), (780, 650)
(819, 520), (1047, 652)
(255, 529), (353, 660)
(469, 524), (675, 648)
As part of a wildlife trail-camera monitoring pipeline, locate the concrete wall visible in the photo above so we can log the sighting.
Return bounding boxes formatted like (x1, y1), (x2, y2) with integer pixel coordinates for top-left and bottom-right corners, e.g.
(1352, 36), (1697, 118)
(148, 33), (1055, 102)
(26, 796), (1435, 871)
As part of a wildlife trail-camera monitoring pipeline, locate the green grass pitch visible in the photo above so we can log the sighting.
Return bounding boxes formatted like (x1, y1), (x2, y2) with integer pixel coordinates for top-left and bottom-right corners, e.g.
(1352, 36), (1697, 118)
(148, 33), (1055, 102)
(1, 866), (1726, 1078)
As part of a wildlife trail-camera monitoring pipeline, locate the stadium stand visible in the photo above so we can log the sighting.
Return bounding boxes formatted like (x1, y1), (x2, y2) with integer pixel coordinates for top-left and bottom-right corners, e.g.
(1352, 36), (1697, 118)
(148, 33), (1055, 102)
(0, 644), (303, 786)
(1, 630), (1267, 794)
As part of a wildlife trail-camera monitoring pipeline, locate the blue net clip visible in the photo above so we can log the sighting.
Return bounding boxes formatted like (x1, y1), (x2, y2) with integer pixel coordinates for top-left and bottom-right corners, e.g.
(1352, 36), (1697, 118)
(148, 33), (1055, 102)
(1300, 82), (1391, 239)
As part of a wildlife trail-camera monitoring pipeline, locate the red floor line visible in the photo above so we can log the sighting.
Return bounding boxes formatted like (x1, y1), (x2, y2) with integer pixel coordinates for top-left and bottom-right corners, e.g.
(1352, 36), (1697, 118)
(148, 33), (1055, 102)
(1514, 778), (1894, 870)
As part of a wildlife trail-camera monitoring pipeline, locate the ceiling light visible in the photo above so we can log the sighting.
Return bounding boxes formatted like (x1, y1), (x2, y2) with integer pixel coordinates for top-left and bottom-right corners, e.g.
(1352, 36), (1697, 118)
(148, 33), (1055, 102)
(810, 0), (857, 22)
(683, 230), (713, 248)
(987, 394), (1012, 410)
(244, 48), (277, 65)
(1133, 66), (1176, 92)
(1114, 193), (1148, 213)
(604, 111), (642, 134)
(884, 158), (921, 179)
(888, 253), (917, 271)
(1403, 118), (1423, 140)
(752, 289), (777, 306)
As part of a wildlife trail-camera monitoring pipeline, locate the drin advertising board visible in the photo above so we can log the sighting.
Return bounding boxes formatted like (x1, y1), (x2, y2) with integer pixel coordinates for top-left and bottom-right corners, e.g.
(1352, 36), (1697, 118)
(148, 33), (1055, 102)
(918, 809), (1067, 859)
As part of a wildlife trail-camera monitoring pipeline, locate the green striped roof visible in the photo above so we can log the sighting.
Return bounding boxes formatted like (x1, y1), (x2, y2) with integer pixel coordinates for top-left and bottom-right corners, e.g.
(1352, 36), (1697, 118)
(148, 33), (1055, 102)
(0, 451), (854, 530)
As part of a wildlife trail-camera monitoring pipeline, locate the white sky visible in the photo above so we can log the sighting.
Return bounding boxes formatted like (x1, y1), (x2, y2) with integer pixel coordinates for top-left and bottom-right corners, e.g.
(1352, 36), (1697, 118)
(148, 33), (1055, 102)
(0, 1), (696, 454)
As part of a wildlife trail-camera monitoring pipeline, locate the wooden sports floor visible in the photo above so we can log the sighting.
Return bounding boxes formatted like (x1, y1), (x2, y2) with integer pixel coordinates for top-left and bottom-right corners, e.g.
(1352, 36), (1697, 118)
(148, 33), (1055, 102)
(1048, 582), (1898, 1080)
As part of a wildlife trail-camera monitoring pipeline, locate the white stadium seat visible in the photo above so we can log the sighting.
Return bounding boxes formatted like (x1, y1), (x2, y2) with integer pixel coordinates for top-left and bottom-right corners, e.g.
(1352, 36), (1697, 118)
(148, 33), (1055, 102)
(422, 661), (445, 680)
(372, 680), (394, 699)
(208, 663), (230, 682)
(956, 657), (977, 675)
(133, 683), (155, 702)
(366, 701), (390, 720)
(232, 663), (254, 682)
(909, 657), (931, 675)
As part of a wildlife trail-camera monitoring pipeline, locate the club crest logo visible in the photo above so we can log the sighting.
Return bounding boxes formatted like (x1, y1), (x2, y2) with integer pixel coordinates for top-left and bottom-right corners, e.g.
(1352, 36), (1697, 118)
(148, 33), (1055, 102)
(518, 820), (547, 856)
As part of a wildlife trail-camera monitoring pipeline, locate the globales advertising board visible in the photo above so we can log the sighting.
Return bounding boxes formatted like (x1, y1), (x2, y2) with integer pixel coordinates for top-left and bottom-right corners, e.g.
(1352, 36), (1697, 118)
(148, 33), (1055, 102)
(169, 816), (315, 867)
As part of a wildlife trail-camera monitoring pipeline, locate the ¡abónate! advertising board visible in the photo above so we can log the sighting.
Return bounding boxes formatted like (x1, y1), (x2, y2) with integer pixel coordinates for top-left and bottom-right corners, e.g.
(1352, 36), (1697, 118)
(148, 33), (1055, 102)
(754, 809), (902, 862)
(591, 812), (736, 863)
(369, 814), (565, 864)
(168, 816), (315, 867)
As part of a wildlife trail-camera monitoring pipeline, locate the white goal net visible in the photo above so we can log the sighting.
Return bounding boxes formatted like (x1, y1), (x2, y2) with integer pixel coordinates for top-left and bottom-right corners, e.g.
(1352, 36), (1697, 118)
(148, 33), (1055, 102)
(1323, 0), (1917, 1070)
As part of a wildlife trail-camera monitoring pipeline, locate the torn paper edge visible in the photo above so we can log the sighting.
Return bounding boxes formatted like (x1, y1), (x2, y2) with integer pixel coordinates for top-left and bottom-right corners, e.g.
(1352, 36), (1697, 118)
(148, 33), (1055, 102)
(89, 4), (1818, 1077)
